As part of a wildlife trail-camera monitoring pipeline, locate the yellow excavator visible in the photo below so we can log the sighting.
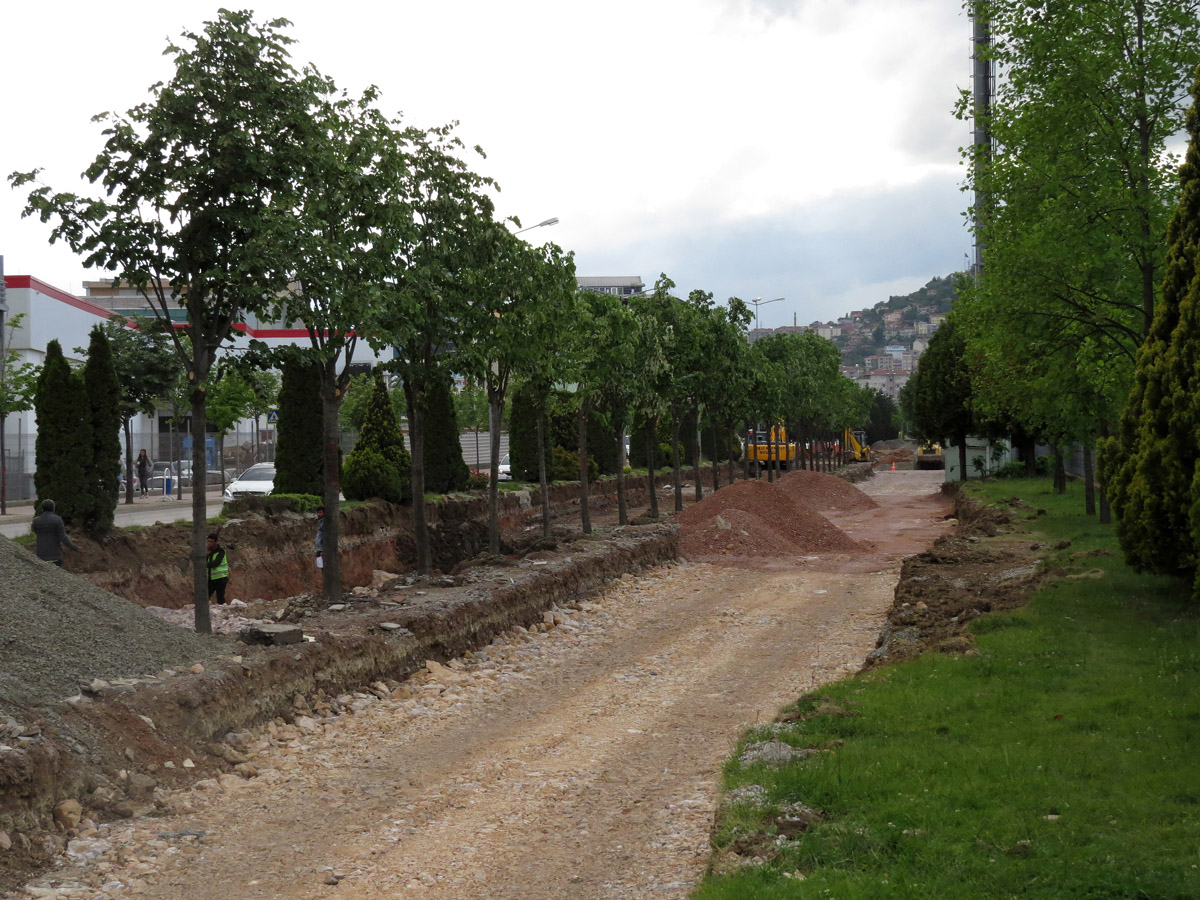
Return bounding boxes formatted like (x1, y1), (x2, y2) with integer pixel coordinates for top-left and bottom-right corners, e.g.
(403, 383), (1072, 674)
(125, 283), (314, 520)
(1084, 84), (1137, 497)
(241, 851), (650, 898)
(746, 423), (798, 474)
(843, 428), (872, 463)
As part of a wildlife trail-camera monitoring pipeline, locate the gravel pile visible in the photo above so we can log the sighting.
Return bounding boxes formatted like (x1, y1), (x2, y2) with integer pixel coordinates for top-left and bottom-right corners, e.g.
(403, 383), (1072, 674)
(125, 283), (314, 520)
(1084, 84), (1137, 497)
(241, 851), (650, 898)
(0, 535), (234, 721)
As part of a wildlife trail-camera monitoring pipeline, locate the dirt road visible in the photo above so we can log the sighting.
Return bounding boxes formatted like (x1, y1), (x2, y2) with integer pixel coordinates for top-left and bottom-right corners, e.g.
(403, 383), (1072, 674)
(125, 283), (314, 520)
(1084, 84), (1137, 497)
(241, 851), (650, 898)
(16, 471), (951, 900)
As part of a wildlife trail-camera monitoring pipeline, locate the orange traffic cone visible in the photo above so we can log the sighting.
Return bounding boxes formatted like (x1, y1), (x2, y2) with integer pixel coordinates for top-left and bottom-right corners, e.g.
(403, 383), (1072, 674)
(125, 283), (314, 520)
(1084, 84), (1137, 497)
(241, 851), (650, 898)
(891, 461), (896, 472)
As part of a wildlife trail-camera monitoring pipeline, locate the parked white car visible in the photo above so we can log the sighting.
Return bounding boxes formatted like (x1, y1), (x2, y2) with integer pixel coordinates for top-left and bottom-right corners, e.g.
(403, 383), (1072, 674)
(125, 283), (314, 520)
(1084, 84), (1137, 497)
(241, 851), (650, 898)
(497, 453), (512, 481)
(223, 464), (276, 500)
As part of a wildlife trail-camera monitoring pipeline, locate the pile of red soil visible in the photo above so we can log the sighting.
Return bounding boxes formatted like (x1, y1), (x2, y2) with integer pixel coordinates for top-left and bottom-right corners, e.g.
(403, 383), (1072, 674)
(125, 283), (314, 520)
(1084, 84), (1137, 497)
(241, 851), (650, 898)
(677, 479), (860, 562)
(773, 469), (880, 513)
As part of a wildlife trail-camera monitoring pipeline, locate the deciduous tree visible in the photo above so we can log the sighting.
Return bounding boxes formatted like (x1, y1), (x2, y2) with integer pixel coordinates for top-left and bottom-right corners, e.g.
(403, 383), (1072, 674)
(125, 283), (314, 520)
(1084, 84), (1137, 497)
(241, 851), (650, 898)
(11, 10), (326, 632)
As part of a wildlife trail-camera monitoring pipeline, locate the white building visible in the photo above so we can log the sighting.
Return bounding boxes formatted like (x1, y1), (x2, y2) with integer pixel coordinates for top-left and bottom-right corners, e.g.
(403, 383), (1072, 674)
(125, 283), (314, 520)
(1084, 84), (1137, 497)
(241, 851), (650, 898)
(1, 275), (386, 500)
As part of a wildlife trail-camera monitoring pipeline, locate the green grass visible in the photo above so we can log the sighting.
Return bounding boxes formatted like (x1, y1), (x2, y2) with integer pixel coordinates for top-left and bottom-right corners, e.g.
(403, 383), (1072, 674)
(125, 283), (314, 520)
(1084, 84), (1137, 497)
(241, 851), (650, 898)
(698, 478), (1200, 899)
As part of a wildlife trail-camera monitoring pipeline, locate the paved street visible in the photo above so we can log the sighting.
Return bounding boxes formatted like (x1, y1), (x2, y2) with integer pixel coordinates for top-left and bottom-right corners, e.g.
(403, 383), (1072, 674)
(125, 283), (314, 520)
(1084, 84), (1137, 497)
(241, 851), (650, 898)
(0, 490), (226, 540)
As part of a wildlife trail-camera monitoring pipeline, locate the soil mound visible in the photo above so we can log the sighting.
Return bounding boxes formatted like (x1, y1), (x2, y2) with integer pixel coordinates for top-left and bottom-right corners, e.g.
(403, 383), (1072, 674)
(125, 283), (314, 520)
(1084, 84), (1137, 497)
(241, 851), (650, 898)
(678, 479), (860, 562)
(774, 469), (880, 513)
(0, 535), (233, 722)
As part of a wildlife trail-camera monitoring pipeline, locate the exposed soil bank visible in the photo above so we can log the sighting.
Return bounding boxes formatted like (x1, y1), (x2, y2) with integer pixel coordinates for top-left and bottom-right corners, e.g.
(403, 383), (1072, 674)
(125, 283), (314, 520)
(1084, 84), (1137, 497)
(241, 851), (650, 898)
(57, 473), (693, 609)
(0, 523), (676, 887)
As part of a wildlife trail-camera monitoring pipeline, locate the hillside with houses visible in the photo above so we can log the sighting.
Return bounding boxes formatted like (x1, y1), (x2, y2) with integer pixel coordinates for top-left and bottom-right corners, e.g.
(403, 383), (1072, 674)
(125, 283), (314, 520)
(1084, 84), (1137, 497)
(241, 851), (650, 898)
(747, 274), (959, 401)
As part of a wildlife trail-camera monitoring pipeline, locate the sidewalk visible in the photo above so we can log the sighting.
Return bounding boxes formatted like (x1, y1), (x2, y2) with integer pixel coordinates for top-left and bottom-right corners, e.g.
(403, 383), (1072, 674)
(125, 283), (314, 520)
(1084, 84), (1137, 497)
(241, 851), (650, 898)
(0, 489), (227, 539)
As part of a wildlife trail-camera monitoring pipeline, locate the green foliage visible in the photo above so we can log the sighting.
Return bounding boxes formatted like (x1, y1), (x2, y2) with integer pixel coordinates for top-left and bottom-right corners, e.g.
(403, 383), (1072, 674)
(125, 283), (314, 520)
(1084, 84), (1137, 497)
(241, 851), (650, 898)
(902, 321), (974, 447)
(81, 327), (122, 537)
(454, 380), (491, 435)
(34, 341), (92, 525)
(628, 413), (675, 469)
(1104, 69), (1200, 591)
(466, 471), (490, 491)
(343, 368), (410, 504)
(274, 357), (324, 496)
(421, 374), (470, 494)
(993, 457), (1049, 479)
(550, 445), (597, 483)
(508, 380), (543, 482)
(864, 390), (900, 444)
(337, 372), (374, 432)
(223, 492), (321, 516)
(0, 314), (39, 419)
(342, 445), (404, 504)
(954, 1), (1199, 450)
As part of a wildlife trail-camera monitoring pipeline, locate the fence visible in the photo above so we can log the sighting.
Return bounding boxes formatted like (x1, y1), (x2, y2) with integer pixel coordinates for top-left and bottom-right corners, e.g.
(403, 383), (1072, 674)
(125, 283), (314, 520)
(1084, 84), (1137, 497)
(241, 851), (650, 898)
(1, 427), (506, 503)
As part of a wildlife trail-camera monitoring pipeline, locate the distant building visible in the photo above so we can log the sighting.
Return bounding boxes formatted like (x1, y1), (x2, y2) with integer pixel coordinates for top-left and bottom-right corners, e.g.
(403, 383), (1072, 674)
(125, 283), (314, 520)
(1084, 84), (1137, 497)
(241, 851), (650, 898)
(576, 276), (645, 299)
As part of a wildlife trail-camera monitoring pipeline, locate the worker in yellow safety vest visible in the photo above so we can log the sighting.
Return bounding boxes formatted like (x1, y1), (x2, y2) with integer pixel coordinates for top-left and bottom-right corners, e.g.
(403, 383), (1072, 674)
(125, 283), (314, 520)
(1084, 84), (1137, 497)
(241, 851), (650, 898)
(206, 532), (230, 606)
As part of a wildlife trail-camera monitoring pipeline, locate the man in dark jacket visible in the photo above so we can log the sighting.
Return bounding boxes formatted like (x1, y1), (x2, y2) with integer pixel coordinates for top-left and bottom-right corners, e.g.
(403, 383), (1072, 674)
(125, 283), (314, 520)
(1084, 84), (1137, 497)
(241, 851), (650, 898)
(31, 499), (79, 567)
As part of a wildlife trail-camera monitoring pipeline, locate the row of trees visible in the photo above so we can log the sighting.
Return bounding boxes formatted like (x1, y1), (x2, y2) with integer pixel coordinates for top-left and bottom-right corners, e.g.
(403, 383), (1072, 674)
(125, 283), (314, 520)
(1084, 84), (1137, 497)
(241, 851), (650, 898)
(11, 11), (878, 631)
(901, 2), (1200, 594)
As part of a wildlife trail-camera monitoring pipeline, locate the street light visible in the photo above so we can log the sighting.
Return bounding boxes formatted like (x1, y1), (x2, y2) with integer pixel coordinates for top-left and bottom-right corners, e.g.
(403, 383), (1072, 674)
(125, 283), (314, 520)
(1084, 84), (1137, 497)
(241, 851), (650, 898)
(748, 296), (785, 330)
(513, 217), (559, 235)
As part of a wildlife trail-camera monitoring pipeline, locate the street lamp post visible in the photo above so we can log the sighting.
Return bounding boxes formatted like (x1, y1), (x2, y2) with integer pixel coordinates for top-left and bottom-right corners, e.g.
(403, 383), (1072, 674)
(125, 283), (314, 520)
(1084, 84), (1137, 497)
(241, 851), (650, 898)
(514, 217), (559, 235)
(748, 296), (785, 330)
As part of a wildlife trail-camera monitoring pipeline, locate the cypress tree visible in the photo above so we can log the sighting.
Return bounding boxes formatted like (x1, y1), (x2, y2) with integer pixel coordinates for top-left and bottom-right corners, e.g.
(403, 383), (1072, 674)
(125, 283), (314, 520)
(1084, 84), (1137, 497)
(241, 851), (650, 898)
(508, 380), (541, 483)
(343, 368), (411, 503)
(1102, 70), (1200, 590)
(421, 373), (470, 494)
(274, 357), (323, 496)
(82, 326), (122, 537)
(34, 341), (92, 524)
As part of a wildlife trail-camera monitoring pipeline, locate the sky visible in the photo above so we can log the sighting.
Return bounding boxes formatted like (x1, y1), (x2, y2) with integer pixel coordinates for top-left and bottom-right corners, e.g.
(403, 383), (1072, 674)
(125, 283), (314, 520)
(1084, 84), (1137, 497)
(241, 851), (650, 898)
(1, 0), (974, 330)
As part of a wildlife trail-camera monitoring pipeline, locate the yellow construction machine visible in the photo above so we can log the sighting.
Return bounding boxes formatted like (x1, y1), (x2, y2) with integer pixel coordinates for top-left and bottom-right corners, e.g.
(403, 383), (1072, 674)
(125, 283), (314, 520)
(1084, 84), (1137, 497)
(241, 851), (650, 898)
(843, 428), (872, 463)
(746, 424), (797, 474)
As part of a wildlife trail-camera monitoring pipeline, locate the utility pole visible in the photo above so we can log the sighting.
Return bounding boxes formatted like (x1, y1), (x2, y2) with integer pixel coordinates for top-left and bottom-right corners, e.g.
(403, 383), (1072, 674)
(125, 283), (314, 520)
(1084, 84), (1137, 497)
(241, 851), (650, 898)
(971, 0), (993, 280)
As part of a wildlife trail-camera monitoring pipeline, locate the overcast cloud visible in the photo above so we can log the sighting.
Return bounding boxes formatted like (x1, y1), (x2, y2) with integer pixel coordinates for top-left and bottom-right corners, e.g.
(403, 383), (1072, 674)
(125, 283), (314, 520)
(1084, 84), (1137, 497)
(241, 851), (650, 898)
(1, 0), (973, 328)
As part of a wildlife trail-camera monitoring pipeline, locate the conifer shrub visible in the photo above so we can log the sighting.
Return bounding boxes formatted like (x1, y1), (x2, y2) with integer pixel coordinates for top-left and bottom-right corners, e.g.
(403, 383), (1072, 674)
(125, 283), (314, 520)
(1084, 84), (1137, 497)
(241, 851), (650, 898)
(34, 341), (93, 525)
(82, 326), (122, 537)
(343, 369), (410, 504)
(421, 373), (470, 494)
(274, 357), (324, 496)
(1101, 71), (1200, 592)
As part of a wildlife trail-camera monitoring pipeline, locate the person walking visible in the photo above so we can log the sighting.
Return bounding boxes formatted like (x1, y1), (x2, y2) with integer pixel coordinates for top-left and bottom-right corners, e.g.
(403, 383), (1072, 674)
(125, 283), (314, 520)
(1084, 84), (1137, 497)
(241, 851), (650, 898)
(206, 532), (230, 606)
(136, 449), (152, 498)
(31, 499), (79, 567)
(315, 505), (325, 569)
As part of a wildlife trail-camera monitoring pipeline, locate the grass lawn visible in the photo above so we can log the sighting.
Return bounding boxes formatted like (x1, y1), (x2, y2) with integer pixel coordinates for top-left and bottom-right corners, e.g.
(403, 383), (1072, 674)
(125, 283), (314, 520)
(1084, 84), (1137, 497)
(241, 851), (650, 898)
(698, 478), (1200, 899)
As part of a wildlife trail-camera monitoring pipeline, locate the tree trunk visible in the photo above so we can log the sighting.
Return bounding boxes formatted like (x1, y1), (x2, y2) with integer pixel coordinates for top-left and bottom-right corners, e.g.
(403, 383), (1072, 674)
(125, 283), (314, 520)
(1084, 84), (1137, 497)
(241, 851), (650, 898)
(487, 393), (504, 554)
(578, 403), (591, 534)
(1098, 420), (1112, 525)
(537, 407), (552, 538)
(189, 389), (211, 635)
(616, 420), (628, 526)
(692, 407), (703, 502)
(1021, 433), (1037, 476)
(958, 435), (969, 482)
(767, 425), (776, 483)
(727, 422), (736, 486)
(711, 424), (721, 493)
(1051, 442), (1067, 494)
(320, 385), (342, 600)
(404, 379), (432, 574)
(1083, 443), (1096, 517)
(646, 419), (660, 519)
(670, 411), (683, 512)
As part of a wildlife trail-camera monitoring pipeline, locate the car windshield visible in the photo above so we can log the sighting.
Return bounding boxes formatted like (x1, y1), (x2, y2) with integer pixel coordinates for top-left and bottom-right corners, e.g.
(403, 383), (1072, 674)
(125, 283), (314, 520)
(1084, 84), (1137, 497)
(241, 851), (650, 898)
(240, 465), (275, 480)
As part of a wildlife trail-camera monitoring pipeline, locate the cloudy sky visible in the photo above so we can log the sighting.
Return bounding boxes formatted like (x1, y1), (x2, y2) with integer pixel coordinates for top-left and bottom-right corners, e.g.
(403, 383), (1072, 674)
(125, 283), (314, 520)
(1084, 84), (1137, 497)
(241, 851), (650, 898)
(2, 0), (973, 328)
